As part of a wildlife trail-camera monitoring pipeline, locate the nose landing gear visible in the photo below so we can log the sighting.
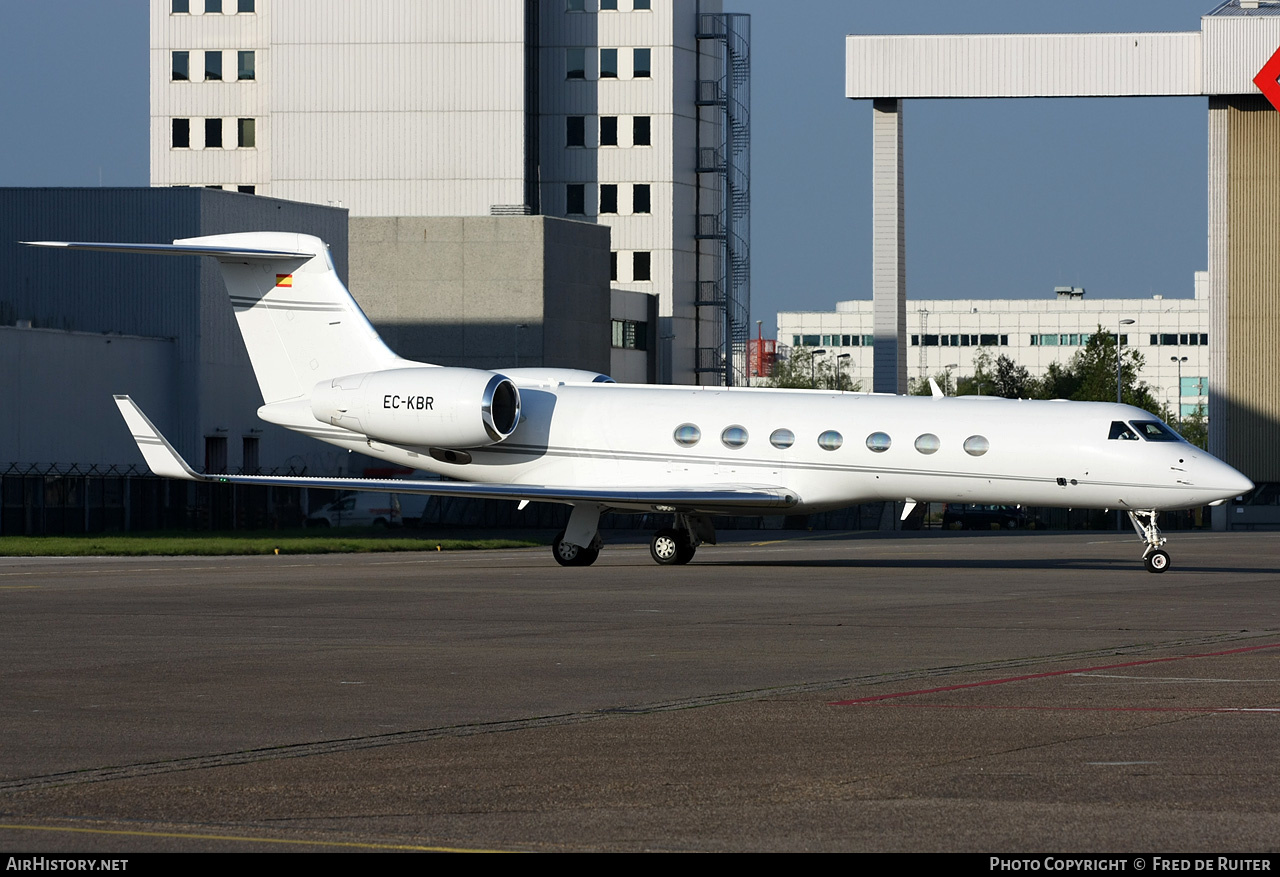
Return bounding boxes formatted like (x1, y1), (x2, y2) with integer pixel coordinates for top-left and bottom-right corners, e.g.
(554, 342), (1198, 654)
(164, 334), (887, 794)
(1128, 509), (1170, 574)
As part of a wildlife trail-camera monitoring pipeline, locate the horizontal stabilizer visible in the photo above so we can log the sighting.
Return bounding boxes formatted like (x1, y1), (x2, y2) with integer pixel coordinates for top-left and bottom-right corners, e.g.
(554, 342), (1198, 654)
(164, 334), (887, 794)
(113, 396), (798, 513)
(23, 241), (312, 261)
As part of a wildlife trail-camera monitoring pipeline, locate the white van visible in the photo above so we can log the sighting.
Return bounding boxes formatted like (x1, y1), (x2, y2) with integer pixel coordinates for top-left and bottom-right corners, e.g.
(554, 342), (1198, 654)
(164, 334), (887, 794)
(305, 492), (401, 528)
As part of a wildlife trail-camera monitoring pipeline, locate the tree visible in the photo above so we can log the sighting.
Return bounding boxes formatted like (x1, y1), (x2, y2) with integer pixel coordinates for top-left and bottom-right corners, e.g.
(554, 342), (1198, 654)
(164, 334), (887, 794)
(764, 347), (860, 391)
(1176, 404), (1208, 450)
(1065, 327), (1162, 415)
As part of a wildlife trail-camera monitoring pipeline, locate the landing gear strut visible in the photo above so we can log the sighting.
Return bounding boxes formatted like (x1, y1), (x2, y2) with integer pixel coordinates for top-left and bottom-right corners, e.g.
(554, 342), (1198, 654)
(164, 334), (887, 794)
(1128, 509), (1170, 574)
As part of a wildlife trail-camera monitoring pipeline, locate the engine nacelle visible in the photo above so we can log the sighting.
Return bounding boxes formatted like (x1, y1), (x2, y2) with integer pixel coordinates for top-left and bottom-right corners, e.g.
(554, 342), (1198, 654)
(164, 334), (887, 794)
(311, 367), (521, 447)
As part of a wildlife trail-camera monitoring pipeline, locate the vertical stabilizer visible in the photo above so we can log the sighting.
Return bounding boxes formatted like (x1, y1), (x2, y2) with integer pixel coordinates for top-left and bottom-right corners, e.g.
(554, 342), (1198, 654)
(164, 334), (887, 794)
(178, 232), (402, 403)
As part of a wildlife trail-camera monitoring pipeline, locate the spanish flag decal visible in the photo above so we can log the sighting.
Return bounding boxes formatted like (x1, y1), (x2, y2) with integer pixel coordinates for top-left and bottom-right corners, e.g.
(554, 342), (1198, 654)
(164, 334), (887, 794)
(275, 274), (293, 287)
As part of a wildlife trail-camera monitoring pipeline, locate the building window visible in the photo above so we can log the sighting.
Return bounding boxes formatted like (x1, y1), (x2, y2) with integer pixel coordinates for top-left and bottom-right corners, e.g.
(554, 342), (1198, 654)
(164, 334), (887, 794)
(205, 0), (221, 12)
(566, 0), (585, 10)
(566, 48), (586, 79)
(600, 48), (618, 78)
(633, 116), (651, 146)
(172, 0), (190, 12)
(600, 184), (618, 214)
(172, 118), (190, 148)
(205, 118), (223, 148)
(237, 0), (255, 11)
(612, 319), (647, 350)
(172, 51), (189, 81)
(601, 0), (618, 8)
(205, 51), (222, 81)
(633, 251), (651, 281)
(566, 116), (585, 147)
(634, 0), (650, 8)
(237, 118), (255, 148)
(610, 251), (618, 281)
(566, 184), (585, 215)
(633, 48), (651, 78)
(633, 184), (650, 214)
(237, 185), (256, 194)
(237, 51), (255, 80)
(600, 116), (618, 146)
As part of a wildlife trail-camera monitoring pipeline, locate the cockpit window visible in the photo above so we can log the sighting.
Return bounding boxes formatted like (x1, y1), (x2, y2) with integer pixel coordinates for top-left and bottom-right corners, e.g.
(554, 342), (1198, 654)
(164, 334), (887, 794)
(1129, 420), (1181, 442)
(1109, 421), (1139, 441)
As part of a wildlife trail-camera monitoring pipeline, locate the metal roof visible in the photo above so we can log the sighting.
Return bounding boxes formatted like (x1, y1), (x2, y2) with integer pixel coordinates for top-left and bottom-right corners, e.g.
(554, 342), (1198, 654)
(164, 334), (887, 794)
(1205, 1), (1280, 17)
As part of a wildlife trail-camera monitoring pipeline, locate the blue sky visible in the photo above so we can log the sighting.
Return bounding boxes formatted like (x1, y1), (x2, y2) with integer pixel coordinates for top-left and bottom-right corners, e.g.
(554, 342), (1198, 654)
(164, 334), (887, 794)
(0, 1), (1218, 330)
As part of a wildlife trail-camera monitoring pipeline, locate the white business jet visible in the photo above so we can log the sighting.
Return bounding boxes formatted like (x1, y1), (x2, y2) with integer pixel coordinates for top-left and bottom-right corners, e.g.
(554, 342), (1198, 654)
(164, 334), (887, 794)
(26, 233), (1253, 573)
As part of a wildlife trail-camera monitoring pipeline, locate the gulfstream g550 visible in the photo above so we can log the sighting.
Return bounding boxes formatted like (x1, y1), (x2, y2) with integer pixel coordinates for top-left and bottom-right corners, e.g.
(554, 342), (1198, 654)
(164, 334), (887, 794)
(25, 233), (1252, 572)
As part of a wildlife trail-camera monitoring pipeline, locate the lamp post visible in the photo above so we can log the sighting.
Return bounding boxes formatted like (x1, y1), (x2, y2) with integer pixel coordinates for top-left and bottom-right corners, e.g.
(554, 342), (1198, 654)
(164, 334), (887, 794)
(811, 348), (826, 389)
(514, 323), (528, 368)
(1171, 355), (1188, 426)
(1116, 318), (1135, 404)
(836, 352), (851, 391)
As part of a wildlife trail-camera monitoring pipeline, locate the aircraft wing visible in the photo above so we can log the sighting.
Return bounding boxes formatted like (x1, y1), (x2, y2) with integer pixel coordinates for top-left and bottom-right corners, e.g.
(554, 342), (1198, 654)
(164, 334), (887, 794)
(114, 396), (799, 513)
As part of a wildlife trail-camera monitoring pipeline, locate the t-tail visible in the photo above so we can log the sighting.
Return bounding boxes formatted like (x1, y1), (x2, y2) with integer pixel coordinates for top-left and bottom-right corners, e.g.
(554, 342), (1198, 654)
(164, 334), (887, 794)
(23, 233), (404, 405)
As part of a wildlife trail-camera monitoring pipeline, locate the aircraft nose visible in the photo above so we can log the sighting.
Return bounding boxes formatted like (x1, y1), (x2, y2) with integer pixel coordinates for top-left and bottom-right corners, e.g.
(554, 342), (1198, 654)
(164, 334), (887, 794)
(1210, 458), (1253, 497)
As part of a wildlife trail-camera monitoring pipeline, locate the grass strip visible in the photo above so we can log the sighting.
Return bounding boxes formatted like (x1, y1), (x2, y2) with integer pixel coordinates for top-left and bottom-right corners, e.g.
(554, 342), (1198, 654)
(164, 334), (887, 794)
(0, 530), (542, 557)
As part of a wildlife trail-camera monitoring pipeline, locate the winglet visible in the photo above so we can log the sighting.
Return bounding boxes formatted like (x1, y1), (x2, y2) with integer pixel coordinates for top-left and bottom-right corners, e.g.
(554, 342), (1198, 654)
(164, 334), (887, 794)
(113, 396), (206, 481)
(928, 377), (944, 398)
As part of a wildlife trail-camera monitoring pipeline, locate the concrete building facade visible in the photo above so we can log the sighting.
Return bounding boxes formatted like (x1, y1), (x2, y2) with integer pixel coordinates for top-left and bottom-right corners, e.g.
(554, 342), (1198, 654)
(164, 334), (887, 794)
(150, 0), (749, 386)
(779, 285), (1209, 420)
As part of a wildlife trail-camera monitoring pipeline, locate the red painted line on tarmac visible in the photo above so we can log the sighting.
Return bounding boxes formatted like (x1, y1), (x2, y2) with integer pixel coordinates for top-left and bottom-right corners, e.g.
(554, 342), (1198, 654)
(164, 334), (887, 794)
(853, 703), (1280, 714)
(829, 642), (1280, 706)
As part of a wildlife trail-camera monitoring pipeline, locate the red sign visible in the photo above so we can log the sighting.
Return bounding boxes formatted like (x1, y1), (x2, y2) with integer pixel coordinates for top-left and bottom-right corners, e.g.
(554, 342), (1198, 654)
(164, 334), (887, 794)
(1253, 45), (1280, 111)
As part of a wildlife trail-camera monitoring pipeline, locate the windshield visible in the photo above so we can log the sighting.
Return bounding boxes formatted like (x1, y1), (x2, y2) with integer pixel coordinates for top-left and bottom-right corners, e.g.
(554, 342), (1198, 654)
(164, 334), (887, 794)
(1129, 420), (1182, 442)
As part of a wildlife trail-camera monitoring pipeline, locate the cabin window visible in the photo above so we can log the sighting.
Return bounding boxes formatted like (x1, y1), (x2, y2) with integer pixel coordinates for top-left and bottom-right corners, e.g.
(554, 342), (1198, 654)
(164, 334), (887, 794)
(818, 430), (844, 451)
(769, 428), (795, 449)
(1130, 421), (1180, 442)
(865, 432), (891, 453)
(673, 424), (701, 447)
(914, 434), (940, 455)
(721, 425), (748, 449)
(963, 435), (990, 456)
(1109, 421), (1139, 441)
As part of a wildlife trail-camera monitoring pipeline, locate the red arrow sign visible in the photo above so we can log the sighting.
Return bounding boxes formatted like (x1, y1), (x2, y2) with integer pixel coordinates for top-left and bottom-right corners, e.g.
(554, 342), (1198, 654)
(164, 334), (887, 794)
(1253, 44), (1280, 111)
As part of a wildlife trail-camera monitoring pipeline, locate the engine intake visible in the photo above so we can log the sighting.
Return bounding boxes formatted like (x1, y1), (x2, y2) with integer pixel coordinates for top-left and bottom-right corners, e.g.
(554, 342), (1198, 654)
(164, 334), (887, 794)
(311, 367), (521, 448)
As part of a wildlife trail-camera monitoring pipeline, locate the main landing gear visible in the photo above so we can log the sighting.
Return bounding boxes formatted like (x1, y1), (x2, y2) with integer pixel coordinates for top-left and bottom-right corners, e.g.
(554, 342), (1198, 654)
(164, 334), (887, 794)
(649, 513), (714, 566)
(552, 529), (601, 567)
(1128, 509), (1170, 574)
(548, 509), (716, 568)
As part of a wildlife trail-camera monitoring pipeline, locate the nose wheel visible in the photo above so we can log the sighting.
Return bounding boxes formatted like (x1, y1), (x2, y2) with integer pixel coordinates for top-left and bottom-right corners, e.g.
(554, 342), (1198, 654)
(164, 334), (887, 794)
(1129, 510), (1171, 574)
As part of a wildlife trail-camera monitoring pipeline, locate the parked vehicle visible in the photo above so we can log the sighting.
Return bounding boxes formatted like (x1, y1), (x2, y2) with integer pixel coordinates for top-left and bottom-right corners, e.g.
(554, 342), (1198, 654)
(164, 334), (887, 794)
(306, 492), (401, 528)
(942, 503), (1029, 530)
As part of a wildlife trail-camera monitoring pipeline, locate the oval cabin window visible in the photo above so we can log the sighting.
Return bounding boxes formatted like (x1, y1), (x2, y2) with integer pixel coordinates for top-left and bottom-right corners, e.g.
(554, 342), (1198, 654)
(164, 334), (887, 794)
(770, 428), (795, 449)
(866, 432), (892, 453)
(818, 430), (844, 451)
(963, 435), (990, 456)
(914, 434), (940, 455)
(721, 425), (749, 449)
(673, 424), (701, 447)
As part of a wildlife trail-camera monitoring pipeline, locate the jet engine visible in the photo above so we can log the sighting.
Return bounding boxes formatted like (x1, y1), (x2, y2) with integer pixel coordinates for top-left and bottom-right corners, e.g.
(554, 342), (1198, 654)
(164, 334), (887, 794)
(311, 367), (521, 447)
